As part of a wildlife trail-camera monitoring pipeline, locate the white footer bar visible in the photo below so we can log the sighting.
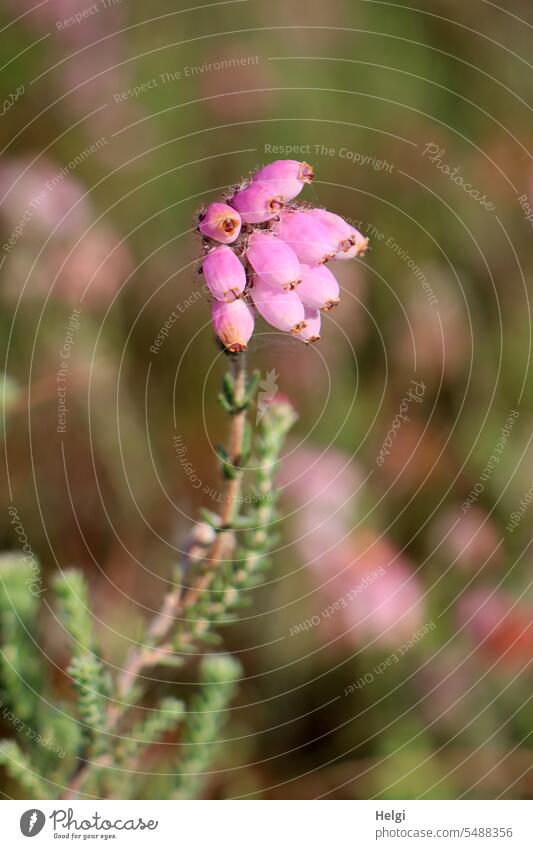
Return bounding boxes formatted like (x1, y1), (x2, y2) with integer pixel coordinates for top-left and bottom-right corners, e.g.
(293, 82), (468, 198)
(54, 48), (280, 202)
(2, 799), (531, 848)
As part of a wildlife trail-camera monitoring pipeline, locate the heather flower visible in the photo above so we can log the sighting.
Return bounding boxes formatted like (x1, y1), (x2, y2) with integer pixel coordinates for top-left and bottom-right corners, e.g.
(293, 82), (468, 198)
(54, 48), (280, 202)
(253, 159), (314, 201)
(229, 182), (284, 224)
(298, 263), (340, 311)
(326, 532), (426, 647)
(279, 445), (363, 564)
(0, 157), (132, 306)
(299, 308), (321, 343)
(201, 246), (246, 302)
(246, 231), (301, 291)
(55, 227), (132, 306)
(431, 506), (501, 572)
(276, 209), (337, 265)
(250, 276), (306, 334)
(195, 159), (370, 348)
(307, 208), (369, 258)
(0, 157), (89, 236)
(198, 203), (241, 243)
(457, 588), (533, 664)
(212, 298), (254, 352)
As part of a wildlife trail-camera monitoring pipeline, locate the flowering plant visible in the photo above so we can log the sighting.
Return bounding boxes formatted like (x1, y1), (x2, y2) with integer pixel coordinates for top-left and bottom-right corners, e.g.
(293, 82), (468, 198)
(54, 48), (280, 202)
(0, 160), (369, 800)
(198, 159), (368, 350)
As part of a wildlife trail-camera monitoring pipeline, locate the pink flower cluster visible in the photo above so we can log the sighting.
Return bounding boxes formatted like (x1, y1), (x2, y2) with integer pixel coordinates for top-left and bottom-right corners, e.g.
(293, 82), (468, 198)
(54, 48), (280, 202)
(196, 160), (369, 351)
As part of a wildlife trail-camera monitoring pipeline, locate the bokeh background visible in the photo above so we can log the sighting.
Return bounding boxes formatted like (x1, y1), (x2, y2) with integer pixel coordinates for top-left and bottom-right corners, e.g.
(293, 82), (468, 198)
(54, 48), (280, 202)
(1, 0), (532, 799)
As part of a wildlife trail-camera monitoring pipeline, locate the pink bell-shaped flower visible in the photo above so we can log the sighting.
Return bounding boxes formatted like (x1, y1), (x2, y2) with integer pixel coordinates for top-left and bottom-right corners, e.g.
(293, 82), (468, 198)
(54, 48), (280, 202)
(299, 307), (321, 343)
(251, 276), (306, 334)
(212, 298), (255, 352)
(246, 231), (301, 291)
(198, 202), (242, 244)
(202, 246), (246, 302)
(307, 208), (368, 258)
(276, 209), (336, 265)
(253, 159), (314, 202)
(298, 263), (340, 311)
(230, 182), (283, 224)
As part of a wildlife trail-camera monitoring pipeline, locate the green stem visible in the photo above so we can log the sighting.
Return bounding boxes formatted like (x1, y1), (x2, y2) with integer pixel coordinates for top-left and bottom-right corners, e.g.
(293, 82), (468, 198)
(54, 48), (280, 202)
(62, 355), (252, 799)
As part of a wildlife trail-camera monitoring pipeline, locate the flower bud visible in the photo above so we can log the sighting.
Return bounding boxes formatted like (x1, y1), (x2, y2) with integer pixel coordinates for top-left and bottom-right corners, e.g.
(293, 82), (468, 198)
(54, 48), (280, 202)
(259, 393), (298, 433)
(253, 159), (314, 202)
(299, 307), (321, 343)
(202, 246), (246, 302)
(199, 203), (241, 243)
(307, 208), (369, 258)
(212, 298), (254, 351)
(276, 210), (336, 265)
(230, 182), (283, 224)
(251, 276), (306, 334)
(298, 263), (340, 311)
(246, 231), (301, 291)
(183, 521), (217, 563)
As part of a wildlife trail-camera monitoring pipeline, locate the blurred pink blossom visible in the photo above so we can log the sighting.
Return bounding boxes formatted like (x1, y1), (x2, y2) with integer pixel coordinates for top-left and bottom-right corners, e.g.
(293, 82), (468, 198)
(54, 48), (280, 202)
(330, 532), (427, 647)
(457, 587), (533, 664)
(53, 227), (133, 305)
(0, 157), (132, 306)
(0, 157), (89, 237)
(432, 506), (502, 571)
(279, 444), (363, 565)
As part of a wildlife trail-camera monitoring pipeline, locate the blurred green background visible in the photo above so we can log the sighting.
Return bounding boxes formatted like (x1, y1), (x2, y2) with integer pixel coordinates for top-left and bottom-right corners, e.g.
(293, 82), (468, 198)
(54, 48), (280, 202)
(1, 0), (532, 799)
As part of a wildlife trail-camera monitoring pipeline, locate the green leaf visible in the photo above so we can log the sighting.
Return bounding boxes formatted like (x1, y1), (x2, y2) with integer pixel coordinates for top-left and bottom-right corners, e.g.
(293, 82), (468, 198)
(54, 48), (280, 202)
(0, 740), (50, 799)
(199, 509), (222, 529)
(0, 553), (43, 727)
(53, 571), (110, 760)
(217, 393), (234, 413)
(222, 371), (235, 405)
(173, 654), (242, 799)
